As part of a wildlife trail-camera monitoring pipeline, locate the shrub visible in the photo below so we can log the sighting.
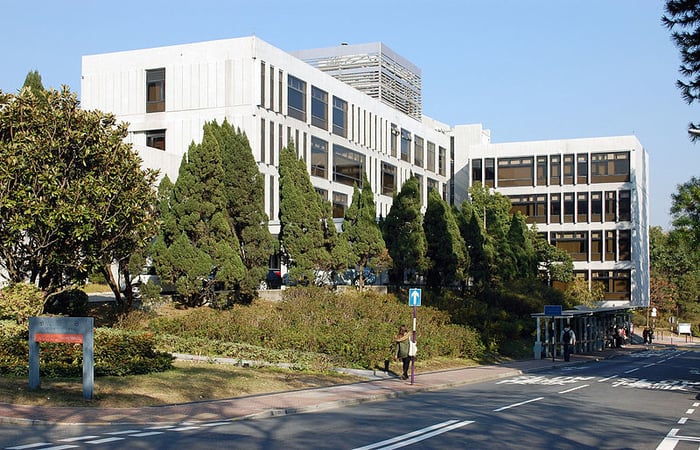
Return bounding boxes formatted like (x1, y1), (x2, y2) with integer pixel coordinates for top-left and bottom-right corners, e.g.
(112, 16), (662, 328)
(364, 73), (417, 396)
(44, 289), (89, 317)
(0, 283), (44, 325)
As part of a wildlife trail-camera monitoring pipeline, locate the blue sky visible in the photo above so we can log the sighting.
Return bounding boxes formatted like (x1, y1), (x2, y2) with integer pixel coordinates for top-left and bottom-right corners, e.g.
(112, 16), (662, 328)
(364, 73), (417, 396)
(1, 0), (694, 229)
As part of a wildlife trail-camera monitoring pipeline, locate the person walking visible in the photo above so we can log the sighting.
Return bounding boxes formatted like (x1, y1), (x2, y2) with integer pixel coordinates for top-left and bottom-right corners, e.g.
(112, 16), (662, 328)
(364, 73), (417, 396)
(561, 324), (576, 362)
(394, 325), (411, 380)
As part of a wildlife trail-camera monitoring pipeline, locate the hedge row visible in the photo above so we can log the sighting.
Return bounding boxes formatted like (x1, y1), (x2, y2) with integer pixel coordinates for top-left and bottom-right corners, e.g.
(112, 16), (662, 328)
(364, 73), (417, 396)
(0, 322), (173, 377)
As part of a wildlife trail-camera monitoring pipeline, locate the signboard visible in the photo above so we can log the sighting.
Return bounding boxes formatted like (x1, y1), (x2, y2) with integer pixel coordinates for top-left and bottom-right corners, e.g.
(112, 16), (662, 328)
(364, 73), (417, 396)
(409, 288), (422, 307)
(679, 323), (692, 335)
(544, 305), (563, 316)
(29, 317), (94, 399)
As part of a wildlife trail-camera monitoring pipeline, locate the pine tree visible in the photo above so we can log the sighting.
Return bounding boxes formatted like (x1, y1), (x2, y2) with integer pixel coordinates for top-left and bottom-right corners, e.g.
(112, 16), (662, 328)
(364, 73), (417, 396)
(342, 174), (386, 289)
(423, 189), (468, 290)
(278, 144), (331, 282)
(207, 120), (274, 299)
(382, 176), (428, 285)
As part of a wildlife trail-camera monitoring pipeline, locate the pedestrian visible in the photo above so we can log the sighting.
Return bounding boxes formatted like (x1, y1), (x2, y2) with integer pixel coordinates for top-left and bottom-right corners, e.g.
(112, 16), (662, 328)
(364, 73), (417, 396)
(643, 327), (649, 344)
(394, 325), (411, 380)
(561, 324), (576, 362)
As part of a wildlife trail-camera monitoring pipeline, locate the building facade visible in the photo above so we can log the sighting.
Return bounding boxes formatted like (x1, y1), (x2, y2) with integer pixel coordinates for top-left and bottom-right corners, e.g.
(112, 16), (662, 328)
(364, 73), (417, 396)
(81, 36), (649, 307)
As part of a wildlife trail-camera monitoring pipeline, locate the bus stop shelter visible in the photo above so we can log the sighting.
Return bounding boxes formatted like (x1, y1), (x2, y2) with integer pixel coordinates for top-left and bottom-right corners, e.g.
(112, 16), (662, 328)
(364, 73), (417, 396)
(531, 306), (634, 360)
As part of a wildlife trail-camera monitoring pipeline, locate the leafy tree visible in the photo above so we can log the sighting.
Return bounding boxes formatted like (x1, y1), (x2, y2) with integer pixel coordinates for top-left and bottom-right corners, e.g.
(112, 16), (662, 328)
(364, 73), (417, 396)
(22, 70), (46, 102)
(670, 176), (700, 249)
(153, 126), (245, 306)
(342, 174), (386, 289)
(506, 212), (537, 280)
(456, 202), (493, 292)
(382, 176), (428, 285)
(532, 228), (573, 284)
(663, 1), (700, 140)
(423, 189), (468, 290)
(564, 278), (605, 308)
(0, 85), (158, 309)
(278, 144), (332, 282)
(207, 120), (274, 299)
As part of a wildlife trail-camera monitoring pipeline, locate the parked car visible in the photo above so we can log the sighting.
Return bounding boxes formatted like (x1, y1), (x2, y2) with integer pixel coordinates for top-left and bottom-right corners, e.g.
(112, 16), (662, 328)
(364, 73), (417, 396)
(333, 267), (377, 286)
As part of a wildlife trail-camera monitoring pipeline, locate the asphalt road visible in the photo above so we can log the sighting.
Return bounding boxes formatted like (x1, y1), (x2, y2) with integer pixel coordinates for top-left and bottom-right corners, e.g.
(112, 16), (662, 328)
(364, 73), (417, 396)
(2, 348), (699, 449)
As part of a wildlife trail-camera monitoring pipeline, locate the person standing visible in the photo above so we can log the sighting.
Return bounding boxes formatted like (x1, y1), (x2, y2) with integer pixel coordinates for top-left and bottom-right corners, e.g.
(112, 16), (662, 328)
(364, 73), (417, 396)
(561, 324), (576, 362)
(394, 325), (411, 380)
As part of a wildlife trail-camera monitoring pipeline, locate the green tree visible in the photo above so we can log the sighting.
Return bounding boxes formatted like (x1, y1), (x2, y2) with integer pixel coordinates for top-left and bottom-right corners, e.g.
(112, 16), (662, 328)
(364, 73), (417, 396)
(382, 176), (428, 285)
(0, 86), (158, 309)
(153, 126), (245, 306)
(532, 228), (573, 284)
(278, 144), (332, 282)
(22, 70), (46, 102)
(342, 174), (386, 289)
(506, 212), (537, 280)
(423, 189), (468, 290)
(670, 176), (700, 249)
(456, 202), (493, 292)
(207, 120), (274, 299)
(663, 1), (700, 140)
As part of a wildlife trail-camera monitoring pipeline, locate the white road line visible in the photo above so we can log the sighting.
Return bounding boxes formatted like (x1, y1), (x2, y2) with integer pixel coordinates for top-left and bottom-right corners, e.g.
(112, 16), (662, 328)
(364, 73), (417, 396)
(624, 368), (639, 374)
(14, 447), (78, 450)
(656, 428), (679, 450)
(354, 420), (474, 450)
(644, 363), (656, 368)
(105, 430), (141, 435)
(558, 384), (590, 394)
(598, 375), (618, 382)
(128, 432), (164, 437)
(170, 426), (200, 432)
(493, 397), (544, 412)
(85, 437), (124, 444)
(5, 444), (56, 450)
(201, 422), (230, 427)
(58, 436), (100, 442)
(694, 402), (700, 407)
(685, 409), (695, 414)
(145, 425), (175, 430)
(353, 420), (461, 450)
(678, 417), (688, 424)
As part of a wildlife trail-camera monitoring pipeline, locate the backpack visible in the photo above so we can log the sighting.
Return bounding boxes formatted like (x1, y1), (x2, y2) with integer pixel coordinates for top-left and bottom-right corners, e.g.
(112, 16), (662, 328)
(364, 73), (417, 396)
(563, 329), (572, 344)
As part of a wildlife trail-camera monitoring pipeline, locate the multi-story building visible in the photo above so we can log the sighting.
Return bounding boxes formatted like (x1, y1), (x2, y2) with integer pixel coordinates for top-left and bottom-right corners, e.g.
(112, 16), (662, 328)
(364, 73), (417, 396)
(81, 36), (649, 307)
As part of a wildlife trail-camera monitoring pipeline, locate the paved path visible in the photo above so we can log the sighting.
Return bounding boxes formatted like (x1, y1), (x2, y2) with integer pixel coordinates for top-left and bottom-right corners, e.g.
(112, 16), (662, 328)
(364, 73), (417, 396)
(4, 339), (691, 427)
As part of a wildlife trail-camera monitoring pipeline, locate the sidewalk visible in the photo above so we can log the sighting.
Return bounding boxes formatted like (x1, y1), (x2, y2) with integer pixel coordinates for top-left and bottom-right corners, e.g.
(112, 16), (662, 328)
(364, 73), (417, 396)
(0, 341), (678, 427)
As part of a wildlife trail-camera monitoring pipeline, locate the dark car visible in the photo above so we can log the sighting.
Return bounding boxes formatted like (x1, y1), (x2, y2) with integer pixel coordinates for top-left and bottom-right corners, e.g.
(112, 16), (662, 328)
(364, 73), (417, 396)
(261, 269), (283, 290)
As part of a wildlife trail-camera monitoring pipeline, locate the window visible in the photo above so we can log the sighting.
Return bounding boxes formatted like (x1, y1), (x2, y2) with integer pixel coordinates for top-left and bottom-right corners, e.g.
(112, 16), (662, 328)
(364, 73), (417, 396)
(537, 156), (547, 186)
(577, 154), (588, 184)
(427, 141), (436, 172)
(550, 194), (561, 223)
(563, 154), (574, 185)
(472, 159), (482, 183)
(390, 124), (398, 157)
(333, 144), (365, 187)
(550, 155), (561, 185)
(592, 270), (630, 301)
(552, 231), (588, 261)
(311, 136), (328, 179)
(591, 231), (603, 261)
(577, 192), (588, 223)
(510, 194), (547, 224)
(269, 66), (275, 111)
(260, 119), (266, 163)
(332, 192), (348, 218)
(260, 62), (266, 107)
(414, 136), (424, 167)
(619, 229), (631, 260)
(591, 191), (602, 222)
(287, 75), (306, 121)
(315, 187), (328, 202)
(484, 158), (495, 187)
(498, 157), (534, 187)
(605, 191), (616, 222)
(381, 163), (396, 196)
(146, 68), (165, 113)
(400, 129), (411, 162)
(564, 193), (574, 223)
(311, 86), (328, 130)
(591, 151), (630, 183)
(619, 190), (631, 222)
(438, 147), (447, 176)
(145, 130), (165, 150)
(427, 178), (439, 195)
(605, 230), (616, 261)
(415, 174), (424, 205)
(269, 120), (275, 166)
(333, 96), (347, 137)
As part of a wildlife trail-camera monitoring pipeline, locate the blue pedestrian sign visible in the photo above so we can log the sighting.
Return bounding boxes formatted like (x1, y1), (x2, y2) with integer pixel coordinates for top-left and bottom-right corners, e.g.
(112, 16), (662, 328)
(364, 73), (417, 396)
(409, 288), (422, 306)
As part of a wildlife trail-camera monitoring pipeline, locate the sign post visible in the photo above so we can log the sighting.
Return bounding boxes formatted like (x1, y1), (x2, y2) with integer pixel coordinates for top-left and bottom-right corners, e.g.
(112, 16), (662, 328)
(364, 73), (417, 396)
(408, 288), (421, 385)
(29, 317), (94, 400)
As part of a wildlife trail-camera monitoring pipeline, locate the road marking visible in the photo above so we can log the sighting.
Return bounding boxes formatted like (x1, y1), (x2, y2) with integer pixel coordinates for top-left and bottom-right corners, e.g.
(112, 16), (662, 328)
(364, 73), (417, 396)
(624, 368), (639, 374)
(678, 417), (688, 424)
(85, 437), (125, 444)
(105, 430), (141, 435)
(58, 436), (100, 442)
(5, 445), (57, 450)
(598, 375), (618, 382)
(558, 384), (589, 394)
(493, 397), (544, 412)
(644, 363), (656, 368)
(656, 428), (679, 450)
(170, 426), (200, 432)
(201, 422), (231, 427)
(128, 432), (164, 437)
(353, 419), (474, 450)
(685, 409), (695, 414)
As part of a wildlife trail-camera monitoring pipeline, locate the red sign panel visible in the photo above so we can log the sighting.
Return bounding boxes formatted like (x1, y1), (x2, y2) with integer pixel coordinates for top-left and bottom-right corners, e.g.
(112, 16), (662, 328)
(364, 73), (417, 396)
(35, 333), (84, 344)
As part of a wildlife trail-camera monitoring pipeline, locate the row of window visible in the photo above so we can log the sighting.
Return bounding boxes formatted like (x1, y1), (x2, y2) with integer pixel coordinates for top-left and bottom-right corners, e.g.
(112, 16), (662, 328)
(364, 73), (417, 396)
(472, 151), (630, 188)
(260, 64), (447, 177)
(547, 229), (631, 262)
(510, 190), (631, 225)
(553, 270), (631, 301)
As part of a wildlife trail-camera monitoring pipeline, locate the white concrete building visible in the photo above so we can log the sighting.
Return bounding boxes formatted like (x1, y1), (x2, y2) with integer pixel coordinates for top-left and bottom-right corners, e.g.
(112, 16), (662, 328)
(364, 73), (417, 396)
(81, 36), (649, 306)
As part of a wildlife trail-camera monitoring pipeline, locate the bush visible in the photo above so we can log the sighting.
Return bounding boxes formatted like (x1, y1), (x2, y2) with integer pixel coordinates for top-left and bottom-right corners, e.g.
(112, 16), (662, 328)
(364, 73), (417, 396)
(0, 325), (173, 377)
(44, 289), (89, 317)
(0, 283), (44, 325)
